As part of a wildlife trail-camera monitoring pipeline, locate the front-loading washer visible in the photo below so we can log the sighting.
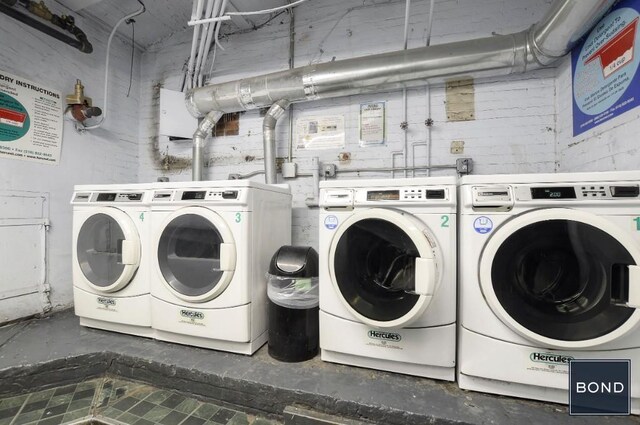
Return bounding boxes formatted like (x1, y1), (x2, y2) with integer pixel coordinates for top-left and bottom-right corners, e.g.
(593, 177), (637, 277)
(458, 171), (640, 412)
(319, 177), (457, 380)
(149, 180), (291, 354)
(71, 183), (152, 337)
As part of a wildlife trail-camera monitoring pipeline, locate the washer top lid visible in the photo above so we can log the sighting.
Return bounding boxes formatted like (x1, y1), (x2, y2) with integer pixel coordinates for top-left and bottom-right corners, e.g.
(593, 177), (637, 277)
(459, 170), (640, 186)
(319, 176), (456, 189)
(149, 180), (291, 195)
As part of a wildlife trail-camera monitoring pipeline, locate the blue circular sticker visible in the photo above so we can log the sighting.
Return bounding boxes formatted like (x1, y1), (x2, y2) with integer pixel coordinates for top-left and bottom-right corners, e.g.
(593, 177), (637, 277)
(474, 216), (493, 234)
(324, 215), (338, 230)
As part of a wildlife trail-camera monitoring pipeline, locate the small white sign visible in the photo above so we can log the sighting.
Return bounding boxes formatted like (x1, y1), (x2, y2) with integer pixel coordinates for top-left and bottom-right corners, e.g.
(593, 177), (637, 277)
(359, 101), (386, 146)
(296, 115), (345, 150)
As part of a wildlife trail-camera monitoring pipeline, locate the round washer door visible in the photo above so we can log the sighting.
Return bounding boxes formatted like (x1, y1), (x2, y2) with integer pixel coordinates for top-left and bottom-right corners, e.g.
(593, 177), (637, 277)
(479, 208), (640, 349)
(76, 207), (141, 293)
(156, 206), (236, 303)
(328, 208), (440, 329)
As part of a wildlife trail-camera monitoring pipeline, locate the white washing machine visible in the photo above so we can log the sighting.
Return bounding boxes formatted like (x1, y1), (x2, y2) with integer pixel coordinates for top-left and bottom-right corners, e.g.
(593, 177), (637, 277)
(71, 184), (152, 337)
(150, 180), (291, 354)
(458, 171), (640, 412)
(319, 177), (457, 380)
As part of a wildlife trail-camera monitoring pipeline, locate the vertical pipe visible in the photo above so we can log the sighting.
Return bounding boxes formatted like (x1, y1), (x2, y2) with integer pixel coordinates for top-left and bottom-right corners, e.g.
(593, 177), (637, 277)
(401, 0), (411, 177)
(192, 110), (223, 181)
(263, 100), (291, 184)
(425, 0), (435, 176)
(287, 5), (296, 162)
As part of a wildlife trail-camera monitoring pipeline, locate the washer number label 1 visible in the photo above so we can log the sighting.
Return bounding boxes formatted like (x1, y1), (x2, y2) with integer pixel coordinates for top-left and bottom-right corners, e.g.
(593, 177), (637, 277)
(441, 215), (449, 228)
(235, 213), (241, 223)
(139, 213), (145, 222)
(634, 217), (640, 230)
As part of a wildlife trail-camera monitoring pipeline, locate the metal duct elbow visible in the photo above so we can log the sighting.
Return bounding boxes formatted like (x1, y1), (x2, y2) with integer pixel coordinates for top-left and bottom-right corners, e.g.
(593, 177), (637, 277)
(192, 110), (223, 181)
(530, 0), (617, 65)
(263, 100), (290, 184)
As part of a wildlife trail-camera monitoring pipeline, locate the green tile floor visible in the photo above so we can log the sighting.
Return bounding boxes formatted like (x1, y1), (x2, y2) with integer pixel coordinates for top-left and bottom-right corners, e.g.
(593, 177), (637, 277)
(0, 377), (281, 425)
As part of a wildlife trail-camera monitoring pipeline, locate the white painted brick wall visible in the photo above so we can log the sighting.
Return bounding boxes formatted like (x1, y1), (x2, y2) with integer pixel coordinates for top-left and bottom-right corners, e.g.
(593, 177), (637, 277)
(556, 56), (640, 172)
(0, 6), (142, 312)
(137, 0), (557, 251)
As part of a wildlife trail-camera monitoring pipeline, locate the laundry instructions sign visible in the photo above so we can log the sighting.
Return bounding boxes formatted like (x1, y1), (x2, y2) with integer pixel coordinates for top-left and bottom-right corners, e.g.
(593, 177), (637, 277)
(0, 71), (63, 164)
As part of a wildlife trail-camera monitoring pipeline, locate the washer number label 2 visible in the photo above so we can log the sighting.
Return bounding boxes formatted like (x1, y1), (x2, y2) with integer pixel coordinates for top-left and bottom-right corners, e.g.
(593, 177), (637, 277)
(441, 215), (449, 228)
(235, 213), (241, 223)
(139, 213), (145, 222)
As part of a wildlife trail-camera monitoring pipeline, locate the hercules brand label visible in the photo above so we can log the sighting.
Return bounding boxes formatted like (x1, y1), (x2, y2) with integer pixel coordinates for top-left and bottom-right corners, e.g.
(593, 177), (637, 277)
(96, 297), (116, 311)
(368, 330), (402, 342)
(530, 352), (575, 365)
(366, 330), (403, 350)
(527, 351), (574, 375)
(180, 309), (205, 326)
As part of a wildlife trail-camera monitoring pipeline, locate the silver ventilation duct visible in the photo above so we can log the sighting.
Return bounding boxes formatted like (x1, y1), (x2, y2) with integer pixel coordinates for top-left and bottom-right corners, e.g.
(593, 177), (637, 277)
(186, 0), (615, 182)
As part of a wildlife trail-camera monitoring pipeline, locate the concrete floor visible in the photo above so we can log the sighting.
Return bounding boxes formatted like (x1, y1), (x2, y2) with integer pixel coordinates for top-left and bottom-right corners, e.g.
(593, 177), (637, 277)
(0, 311), (638, 425)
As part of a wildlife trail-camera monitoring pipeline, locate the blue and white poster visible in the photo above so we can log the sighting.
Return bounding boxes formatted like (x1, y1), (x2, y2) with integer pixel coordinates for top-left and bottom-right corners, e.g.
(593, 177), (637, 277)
(572, 0), (640, 136)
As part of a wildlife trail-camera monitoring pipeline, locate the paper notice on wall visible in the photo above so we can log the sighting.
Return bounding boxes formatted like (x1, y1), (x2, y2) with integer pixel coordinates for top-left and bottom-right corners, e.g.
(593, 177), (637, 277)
(359, 102), (386, 146)
(296, 116), (345, 150)
(0, 71), (63, 165)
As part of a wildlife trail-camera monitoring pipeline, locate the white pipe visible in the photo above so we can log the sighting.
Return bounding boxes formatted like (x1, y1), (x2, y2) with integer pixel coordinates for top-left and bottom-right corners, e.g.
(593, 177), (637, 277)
(193, 0), (216, 88)
(197, 0), (222, 86)
(402, 0), (411, 177)
(403, 0), (411, 50)
(425, 0), (435, 47)
(82, 1), (145, 130)
(226, 0), (308, 16)
(188, 15), (231, 26)
(425, 0), (434, 176)
(213, 0), (228, 52)
(186, 0), (205, 90)
(201, 0), (227, 85)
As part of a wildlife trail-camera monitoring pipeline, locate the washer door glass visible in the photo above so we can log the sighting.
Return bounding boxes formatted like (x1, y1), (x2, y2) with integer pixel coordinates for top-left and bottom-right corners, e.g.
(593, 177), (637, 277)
(77, 213), (127, 287)
(334, 218), (421, 322)
(158, 213), (225, 297)
(490, 219), (635, 341)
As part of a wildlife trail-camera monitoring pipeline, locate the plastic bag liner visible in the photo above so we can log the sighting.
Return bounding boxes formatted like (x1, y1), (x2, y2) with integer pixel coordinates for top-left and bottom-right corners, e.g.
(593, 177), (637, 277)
(267, 273), (319, 309)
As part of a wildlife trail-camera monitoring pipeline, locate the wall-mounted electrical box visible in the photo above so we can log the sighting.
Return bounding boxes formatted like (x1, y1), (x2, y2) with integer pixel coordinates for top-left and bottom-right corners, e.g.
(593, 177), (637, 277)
(159, 88), (197, 139)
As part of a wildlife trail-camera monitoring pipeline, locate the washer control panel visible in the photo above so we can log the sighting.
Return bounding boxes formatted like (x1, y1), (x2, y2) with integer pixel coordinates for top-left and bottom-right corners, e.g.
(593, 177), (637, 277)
(152, 189), (240, 202)
(365, 188), (447, 202)
(514, 184), (640, 200)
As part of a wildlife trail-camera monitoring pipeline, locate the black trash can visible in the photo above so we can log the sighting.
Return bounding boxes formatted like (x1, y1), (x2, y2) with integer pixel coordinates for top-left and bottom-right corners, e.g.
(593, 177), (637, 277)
(266, 245), (319, 362)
